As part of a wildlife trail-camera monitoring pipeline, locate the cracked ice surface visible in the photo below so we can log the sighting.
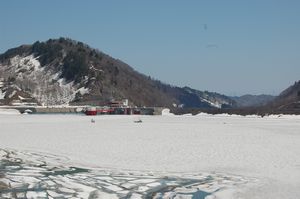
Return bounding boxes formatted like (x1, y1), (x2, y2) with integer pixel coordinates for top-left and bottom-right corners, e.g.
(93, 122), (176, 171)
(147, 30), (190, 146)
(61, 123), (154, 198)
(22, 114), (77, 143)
(0, 114), (300, 198)
(0, 149), (253, 199)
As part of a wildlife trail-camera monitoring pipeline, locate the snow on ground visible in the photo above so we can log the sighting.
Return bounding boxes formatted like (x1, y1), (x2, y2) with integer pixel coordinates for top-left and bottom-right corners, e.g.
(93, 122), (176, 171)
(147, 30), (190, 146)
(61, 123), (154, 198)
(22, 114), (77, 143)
(0, 108), (21, 115)
(0, 114), (300, 199)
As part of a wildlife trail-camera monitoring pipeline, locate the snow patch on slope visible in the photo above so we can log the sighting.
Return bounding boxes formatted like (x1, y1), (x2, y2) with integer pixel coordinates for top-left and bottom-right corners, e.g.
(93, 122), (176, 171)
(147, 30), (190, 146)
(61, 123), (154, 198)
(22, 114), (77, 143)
(8, 90), (17, 98)
(9, 55), (41, 72)
(201, 97), (222, 108)
(77, 87), (89, 95)
(200, 95), (232, 108)
(0, 79), (4, 100)
(0, 54), (90, 105)
(0, 90), (5, 100)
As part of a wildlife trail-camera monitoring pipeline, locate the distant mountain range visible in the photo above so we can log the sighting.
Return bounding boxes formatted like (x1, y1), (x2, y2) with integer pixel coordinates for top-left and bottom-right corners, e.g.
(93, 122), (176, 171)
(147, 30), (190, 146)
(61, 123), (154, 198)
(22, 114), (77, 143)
(0, 38), (235, 108)
(0, 38), (299, 114)
(230, 94), (275, 107)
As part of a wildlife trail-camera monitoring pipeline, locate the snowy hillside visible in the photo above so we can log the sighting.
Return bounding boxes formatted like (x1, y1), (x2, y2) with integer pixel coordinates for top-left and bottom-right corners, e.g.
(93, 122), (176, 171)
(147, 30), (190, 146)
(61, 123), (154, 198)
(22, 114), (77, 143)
(0, 54), (89, 105)
(0, 38), (236, 108)
(182, 87), (235, 108)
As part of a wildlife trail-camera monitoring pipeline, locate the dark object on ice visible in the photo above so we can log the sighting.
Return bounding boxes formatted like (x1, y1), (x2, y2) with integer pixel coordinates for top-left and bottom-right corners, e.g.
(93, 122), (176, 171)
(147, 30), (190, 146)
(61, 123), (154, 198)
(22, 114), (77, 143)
(134, 119), (142, 123)
(24, 109), (33, 114)
(91, 119), (95, 123)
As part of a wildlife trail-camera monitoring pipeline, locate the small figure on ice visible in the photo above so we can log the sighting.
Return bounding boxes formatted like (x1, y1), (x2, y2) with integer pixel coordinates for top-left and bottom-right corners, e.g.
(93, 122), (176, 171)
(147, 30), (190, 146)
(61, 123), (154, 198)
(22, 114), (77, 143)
(134, 119), (142, 123)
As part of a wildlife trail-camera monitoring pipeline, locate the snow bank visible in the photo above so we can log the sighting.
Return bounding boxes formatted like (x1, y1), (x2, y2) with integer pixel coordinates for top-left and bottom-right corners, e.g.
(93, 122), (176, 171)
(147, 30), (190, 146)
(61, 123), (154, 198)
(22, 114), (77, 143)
(195, 112), (300, 119)
(266, 114), (300, 119)
(182, 113), (193, 116)
(161, 108), (175, 116)
(196, 112), (211, 116)
(0, 108), (20, 115)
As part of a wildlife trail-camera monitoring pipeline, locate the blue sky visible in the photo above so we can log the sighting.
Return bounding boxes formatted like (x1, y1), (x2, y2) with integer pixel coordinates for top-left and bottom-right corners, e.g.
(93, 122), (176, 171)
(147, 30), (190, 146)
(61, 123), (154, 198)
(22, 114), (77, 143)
(1, 0), (300, 96)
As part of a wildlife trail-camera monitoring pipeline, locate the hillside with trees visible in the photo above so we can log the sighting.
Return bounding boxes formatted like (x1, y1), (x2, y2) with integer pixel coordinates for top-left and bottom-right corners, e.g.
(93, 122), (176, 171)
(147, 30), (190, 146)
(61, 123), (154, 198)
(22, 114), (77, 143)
(0, 38), (235, 108)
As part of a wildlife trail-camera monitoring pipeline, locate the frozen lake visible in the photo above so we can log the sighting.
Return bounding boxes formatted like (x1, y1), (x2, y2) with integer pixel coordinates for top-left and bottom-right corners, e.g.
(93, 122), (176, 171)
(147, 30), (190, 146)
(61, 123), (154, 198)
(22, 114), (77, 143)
(0, 113), (300, 198)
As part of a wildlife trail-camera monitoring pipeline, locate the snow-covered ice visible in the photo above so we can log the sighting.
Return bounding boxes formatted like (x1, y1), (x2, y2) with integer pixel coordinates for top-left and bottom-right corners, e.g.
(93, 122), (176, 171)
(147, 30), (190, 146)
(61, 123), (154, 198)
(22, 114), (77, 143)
(0, 114), (299, 198)
(0, 108), (21, 115)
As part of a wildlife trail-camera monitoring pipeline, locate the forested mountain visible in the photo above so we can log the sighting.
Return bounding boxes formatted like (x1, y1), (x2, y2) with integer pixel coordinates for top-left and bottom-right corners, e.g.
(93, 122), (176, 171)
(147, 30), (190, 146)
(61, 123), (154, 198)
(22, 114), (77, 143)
(0, 38), (235, 108)
(231, 94), (275, 107)
(267, 81), (300, 112)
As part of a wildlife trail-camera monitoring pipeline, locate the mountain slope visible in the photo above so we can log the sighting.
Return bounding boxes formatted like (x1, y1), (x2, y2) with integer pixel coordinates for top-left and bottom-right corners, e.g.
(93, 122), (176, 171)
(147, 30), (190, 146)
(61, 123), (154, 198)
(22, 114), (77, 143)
(268, 81), (300, 111)
(0, 38), (235, 108)
(231, 94), (275, 107)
